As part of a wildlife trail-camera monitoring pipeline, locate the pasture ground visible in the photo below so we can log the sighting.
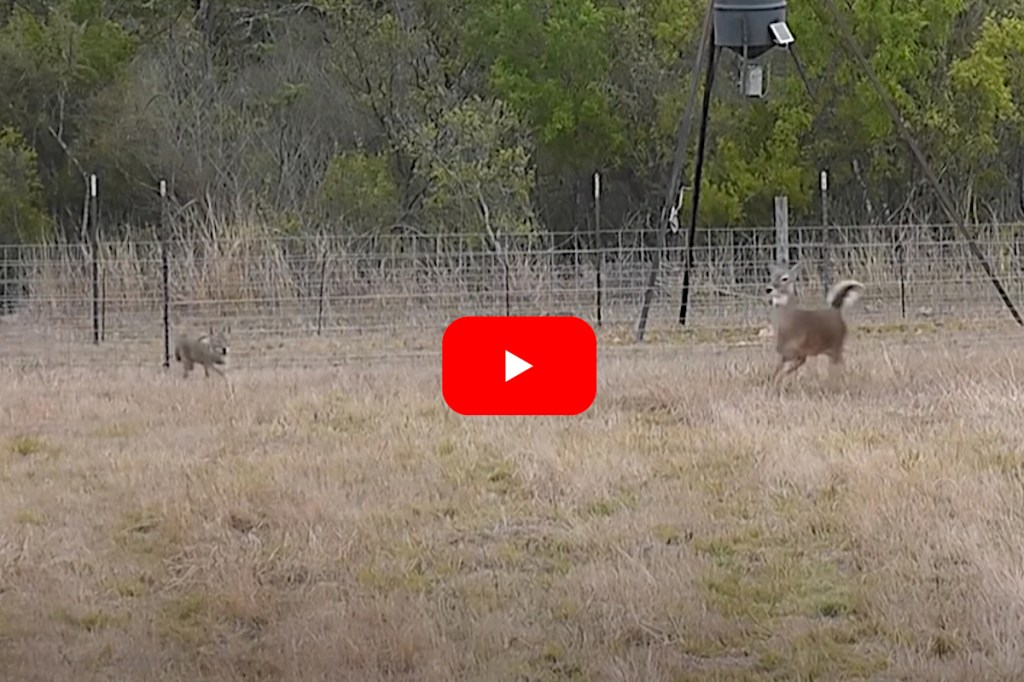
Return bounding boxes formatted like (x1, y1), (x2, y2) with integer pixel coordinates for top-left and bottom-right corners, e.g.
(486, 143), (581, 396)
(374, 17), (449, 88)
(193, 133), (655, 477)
(2, 330), (1024, 681)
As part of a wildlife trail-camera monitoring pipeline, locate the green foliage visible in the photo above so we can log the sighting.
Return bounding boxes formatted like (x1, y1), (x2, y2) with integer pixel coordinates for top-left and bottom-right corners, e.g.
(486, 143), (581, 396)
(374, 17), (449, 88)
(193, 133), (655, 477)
(318, 151), (400, 233)
(463, 0), (626, 172)
(644, 0), (703, 66)
(0, 127), (50, 244)
(0, 2), (139, 228)
(0, 4), (137, 94)
(327, 0), (412, 129)
(747, 0), (970, 220)
(949, 17), (1024, 158)
(3, 0), (1024, 239)
(403, 96), (536, 243)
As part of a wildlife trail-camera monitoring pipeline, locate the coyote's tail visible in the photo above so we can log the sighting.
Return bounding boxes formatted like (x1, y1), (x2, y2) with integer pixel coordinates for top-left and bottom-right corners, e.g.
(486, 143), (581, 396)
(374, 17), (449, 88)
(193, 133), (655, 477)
(826, 279), (866, 310)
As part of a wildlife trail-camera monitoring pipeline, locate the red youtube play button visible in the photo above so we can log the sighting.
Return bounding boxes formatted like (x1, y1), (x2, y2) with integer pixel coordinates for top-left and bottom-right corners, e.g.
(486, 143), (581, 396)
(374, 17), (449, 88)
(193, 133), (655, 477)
(442, 316), (597, 416)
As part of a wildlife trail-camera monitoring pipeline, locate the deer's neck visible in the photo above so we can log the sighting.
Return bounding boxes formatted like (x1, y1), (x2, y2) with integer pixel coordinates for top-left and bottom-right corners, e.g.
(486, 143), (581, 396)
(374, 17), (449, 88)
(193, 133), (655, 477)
(770, 300), (797, 329)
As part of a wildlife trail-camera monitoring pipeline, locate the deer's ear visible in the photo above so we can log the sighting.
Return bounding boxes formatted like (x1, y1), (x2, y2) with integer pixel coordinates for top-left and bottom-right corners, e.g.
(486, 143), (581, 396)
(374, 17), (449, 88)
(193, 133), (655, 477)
(788, 261), (803, 278)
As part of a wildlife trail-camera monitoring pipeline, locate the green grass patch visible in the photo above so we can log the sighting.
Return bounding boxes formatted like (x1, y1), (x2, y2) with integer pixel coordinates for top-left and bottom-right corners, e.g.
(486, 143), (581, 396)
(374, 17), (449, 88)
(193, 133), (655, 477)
(89, 422), (140, 439)
(580, 487), (639, 518)
(157, 592), (216, 645)
(685, 453), (888, 679)
(53, 608), (124, 632)
(8, 434), (47, 457)
(356, 538), (463, 594)
(13, 509), (48, 525)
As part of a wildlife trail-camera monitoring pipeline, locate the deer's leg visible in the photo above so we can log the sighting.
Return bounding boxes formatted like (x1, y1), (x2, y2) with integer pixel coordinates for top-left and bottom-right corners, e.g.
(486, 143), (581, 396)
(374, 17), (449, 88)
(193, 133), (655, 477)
(826, 350), (844, 386)
(772, 356), (788, 384)
(779, 356), (807, 384)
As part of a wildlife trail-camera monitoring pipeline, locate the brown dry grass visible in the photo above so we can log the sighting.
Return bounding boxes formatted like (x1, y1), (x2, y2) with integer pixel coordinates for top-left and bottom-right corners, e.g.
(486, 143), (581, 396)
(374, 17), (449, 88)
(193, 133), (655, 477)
(2, 334), (1024, 681)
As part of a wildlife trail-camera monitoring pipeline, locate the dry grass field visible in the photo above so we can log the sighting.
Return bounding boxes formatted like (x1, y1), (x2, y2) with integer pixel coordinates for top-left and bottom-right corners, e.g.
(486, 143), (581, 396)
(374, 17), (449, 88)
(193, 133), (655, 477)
(2, 331), (1024, 681)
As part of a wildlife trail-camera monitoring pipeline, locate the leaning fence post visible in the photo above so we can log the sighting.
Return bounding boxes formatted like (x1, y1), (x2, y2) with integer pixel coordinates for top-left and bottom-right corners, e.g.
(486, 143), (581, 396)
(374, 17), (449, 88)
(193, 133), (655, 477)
(774, 195), (789, 266)
(819, 170), (833, 296)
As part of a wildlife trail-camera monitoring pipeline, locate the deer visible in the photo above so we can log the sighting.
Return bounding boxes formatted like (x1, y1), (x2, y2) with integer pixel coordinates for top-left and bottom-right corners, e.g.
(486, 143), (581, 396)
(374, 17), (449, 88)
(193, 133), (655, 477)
(765, 261), (865, 387)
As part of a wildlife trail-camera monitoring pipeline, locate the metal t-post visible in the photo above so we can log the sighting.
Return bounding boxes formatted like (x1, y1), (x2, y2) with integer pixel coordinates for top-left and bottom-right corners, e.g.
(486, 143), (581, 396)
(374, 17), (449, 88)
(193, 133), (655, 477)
(678, 43), (723, 326)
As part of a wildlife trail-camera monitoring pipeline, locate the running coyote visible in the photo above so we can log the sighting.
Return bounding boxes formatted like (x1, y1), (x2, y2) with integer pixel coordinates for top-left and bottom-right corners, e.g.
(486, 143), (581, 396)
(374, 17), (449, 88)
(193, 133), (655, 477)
(174, 327), (230, 379)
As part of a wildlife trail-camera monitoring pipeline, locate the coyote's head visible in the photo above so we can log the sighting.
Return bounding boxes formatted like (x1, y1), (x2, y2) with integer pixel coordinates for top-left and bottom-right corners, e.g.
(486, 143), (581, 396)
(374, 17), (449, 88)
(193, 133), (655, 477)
(200, 326), (231, 362)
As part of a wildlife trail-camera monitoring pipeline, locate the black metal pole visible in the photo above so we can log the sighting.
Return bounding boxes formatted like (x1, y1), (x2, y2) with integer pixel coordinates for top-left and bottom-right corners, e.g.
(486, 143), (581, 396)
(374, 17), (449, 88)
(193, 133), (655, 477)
(786, 45), (816, 99)
(594, 172), (602, 327)
(90, 174), (99, 345)
(819, 0), (1023, 326)
(100, 266), (106, 342)
(160, 180), (170, 367)
(635, 0), (715, 342)
(895, 228), (907, 318)
(678, 44), (721, 326)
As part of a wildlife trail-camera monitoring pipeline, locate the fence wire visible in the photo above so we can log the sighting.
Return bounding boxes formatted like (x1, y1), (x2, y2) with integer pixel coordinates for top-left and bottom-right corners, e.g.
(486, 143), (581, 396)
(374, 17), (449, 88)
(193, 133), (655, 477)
(1, 223), (1023, 369)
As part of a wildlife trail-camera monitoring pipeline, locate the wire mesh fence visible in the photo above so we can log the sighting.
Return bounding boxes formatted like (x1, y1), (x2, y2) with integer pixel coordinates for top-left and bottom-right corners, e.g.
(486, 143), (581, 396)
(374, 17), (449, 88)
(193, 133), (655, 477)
(1, 222), (1023, 369)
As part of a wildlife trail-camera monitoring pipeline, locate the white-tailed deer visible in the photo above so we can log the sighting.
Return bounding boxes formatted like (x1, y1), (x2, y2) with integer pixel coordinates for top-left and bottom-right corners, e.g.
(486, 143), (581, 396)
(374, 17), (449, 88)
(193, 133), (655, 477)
(765, 262), (865, 387)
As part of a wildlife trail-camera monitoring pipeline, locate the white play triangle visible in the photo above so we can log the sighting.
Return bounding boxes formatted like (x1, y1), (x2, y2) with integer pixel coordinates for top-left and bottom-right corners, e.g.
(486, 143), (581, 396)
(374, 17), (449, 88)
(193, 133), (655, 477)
(504, 350), (533, 382)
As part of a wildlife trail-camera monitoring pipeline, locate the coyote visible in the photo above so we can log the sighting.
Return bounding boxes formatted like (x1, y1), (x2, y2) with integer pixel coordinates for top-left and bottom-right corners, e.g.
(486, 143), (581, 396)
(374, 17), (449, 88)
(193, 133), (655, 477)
(174, 327), (230, 379)
(765, 262), (865, 386)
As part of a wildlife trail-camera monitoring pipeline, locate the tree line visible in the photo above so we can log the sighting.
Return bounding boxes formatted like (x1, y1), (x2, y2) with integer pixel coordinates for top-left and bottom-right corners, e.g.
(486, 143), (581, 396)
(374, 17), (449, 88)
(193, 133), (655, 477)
(1, 0), (1023, 248)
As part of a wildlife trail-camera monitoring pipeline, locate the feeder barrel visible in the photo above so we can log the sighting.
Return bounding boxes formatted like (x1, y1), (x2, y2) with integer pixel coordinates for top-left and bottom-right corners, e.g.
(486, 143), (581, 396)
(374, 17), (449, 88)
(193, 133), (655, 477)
(713, 0), (787, 57)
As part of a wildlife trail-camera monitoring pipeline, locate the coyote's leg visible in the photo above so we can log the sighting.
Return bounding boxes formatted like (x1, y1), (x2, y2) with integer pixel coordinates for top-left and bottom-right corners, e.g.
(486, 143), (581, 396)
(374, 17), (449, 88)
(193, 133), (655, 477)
(182, 359), (193, 378)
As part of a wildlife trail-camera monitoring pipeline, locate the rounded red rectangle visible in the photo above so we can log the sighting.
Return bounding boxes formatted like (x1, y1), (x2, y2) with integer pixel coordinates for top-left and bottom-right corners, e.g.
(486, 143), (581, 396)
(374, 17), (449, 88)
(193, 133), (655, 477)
(442, 315), (598, 416)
